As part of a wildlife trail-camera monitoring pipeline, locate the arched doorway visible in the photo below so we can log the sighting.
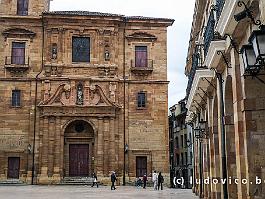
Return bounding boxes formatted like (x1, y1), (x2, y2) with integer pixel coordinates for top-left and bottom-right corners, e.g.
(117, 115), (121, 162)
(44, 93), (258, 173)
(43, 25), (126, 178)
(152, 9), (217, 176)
(64, 120), (95, 177)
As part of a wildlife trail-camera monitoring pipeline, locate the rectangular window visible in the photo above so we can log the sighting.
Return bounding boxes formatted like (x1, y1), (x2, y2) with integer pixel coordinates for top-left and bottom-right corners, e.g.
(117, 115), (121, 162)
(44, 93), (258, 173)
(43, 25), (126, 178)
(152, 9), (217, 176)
(176, 154), (180, 166)
(185, 152), (188, 165)
(17, 0), (28, 16)
(181, 153), (184, 165)
(175, 137), (179, 149)
(181, 135), (184, 148)
(72, 37), (90, 62)
(136, 156), (147, 177)
(12, 90), (21, 107)
(11, 42), (25, 65)
(137, 92), (146, 108)
(184, 134), (187, 147)
(135, 46), (147, 67)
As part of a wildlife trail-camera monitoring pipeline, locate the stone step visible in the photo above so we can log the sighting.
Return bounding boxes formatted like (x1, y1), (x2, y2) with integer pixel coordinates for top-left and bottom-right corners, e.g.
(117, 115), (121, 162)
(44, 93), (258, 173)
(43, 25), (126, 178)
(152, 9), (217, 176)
(0, 179), (26, 185)
(60, 177), (97, 185)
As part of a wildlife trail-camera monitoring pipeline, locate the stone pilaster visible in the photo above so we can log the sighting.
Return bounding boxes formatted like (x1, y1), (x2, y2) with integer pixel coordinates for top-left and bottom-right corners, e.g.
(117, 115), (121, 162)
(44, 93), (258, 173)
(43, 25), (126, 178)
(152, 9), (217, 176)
(96, 118), (104, 176)
(103, 118), (110, 176)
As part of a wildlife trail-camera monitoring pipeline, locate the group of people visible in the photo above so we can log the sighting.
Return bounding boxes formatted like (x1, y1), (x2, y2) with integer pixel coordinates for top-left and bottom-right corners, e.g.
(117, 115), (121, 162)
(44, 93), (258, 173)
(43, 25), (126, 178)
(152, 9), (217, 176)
(91, 170), (164, 190)
(152, 170), (164, 190)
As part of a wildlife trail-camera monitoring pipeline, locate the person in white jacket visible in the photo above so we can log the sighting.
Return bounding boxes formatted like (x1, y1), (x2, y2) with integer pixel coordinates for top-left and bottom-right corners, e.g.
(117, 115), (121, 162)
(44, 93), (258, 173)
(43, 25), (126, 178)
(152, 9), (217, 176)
(152, 170), (158, 190)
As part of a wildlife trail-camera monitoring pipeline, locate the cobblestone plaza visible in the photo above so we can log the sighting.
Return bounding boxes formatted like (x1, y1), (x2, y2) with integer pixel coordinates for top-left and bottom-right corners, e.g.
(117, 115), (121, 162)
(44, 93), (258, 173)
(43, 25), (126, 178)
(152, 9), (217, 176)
(0, 186), (197, 199)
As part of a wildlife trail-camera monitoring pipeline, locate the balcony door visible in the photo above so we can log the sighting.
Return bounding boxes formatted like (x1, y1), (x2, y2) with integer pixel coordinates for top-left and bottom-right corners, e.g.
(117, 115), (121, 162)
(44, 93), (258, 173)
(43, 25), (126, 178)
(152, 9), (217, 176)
(11, 42), (25, 65)
(135, 46), (147, 67)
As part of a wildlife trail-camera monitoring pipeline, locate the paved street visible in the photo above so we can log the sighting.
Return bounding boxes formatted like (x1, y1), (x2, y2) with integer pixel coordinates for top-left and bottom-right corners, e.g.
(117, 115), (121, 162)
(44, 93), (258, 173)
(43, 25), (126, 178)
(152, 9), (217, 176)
(0, 185), (198, 199)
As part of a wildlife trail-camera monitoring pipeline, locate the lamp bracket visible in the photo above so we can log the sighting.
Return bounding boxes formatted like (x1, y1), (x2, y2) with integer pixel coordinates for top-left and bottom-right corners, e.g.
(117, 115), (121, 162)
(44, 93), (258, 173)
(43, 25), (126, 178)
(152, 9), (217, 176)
(196, 93), (207, 104)
(202, 77), (217, 90)
(210, 68), (225, 83)
(198, 87), (212, 99)
(217, 50), (232, 69)
(237, 1), (262, 26)
(224, 34), (241, 54)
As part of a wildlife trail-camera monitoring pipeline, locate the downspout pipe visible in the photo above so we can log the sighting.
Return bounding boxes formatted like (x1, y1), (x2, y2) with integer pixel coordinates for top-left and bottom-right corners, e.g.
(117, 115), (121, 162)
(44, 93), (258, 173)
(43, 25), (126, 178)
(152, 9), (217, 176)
(32, 13), (45, 185)
(122, 17), (127, 186)
(216, 73), (228, 199)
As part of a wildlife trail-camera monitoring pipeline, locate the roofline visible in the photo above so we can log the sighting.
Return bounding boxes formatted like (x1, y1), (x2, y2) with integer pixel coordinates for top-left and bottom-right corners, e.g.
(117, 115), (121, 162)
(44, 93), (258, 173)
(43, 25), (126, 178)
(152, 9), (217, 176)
(43, 11), (174, 25)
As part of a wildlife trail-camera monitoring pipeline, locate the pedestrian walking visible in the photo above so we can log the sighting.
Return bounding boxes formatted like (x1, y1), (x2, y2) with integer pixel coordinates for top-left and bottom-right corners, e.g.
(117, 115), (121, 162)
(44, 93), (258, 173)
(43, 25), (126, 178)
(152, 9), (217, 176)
(152, 170), (158, 190)
(111, 171), (117, 190)
(91, 173), (99, 188)
(158, 172), (164, 190)
(143, 173), (147, 189)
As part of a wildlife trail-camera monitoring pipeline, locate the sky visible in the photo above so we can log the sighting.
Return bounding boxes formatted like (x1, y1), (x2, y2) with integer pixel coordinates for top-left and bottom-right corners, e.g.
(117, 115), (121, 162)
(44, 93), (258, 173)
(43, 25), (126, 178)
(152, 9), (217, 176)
(50, 0), (195, 108)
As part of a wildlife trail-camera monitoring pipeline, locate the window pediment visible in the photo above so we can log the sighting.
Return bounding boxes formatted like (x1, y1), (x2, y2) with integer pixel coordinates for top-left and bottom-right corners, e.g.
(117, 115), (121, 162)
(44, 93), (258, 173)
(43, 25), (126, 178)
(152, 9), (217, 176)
(126, 32), (157, 43)
(2, 28), (36, 41)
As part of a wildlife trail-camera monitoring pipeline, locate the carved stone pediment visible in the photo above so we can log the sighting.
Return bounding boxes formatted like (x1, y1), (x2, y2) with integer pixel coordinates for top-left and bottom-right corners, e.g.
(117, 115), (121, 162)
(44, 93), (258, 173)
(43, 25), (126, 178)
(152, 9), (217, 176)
(2, 28), (36, 41)
(39, 84), (120, 108)
(40, 83), (71, 106)
(126, 32), (157, 43)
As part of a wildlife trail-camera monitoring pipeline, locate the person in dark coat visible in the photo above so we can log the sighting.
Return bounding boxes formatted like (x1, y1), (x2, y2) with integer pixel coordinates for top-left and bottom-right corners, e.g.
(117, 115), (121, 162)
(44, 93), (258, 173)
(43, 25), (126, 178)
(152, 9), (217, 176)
(111, 171), (117, 190)
(158, 172), (164, 190)
(143, 173), (147, 189)
(91, 173), (99, 188)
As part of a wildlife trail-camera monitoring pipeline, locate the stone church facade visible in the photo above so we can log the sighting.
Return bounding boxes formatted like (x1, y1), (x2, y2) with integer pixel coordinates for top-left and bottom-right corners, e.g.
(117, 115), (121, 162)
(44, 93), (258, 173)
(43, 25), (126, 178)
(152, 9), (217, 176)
(0, 0), (174, 184)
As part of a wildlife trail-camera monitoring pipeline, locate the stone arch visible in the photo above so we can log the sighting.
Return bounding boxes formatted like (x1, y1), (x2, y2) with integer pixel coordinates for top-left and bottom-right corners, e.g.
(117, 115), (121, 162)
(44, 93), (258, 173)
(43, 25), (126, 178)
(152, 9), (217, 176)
(63, 119), (96, 177)
(211, 93), (221, 198)
(224, 75), (238, 198)
(62, 118), (97, 135)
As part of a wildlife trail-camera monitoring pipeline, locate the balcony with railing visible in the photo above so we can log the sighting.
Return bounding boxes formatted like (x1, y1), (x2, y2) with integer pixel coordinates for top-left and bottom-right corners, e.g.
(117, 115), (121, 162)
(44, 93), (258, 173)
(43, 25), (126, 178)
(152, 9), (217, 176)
(4, 56), (30, 73)
(130, 59), (153, 75)
(204, 10), (216, 57)
(216, 0), (226, 20)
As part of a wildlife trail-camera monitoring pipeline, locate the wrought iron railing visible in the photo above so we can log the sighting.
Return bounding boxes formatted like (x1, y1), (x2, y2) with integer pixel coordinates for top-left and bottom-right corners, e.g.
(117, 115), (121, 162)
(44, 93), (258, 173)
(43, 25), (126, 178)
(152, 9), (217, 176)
(216, 0), (226, 20)
(204, 10), (216, 57)
(186, 53), (199, 97)
(131, 59), (154, 69)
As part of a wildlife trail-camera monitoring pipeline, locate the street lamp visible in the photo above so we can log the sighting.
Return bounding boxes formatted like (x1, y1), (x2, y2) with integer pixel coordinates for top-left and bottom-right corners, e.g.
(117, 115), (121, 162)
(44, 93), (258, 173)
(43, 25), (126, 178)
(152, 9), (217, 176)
(249, 25), (265, 61)
(194, 119), (207, 139)
(241, 44), (261, 75)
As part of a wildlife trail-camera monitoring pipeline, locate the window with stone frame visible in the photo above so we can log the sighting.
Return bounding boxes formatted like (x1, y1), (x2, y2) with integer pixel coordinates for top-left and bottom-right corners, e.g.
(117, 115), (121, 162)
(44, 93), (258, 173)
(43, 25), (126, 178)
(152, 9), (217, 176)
(17, 0), (29, 16)
(137, 91), (146, 108)
(12, 90), (21, 107)
(11, 42), (25, 65)
(135, 46), (148, 67)
(72, 37), (90, 62)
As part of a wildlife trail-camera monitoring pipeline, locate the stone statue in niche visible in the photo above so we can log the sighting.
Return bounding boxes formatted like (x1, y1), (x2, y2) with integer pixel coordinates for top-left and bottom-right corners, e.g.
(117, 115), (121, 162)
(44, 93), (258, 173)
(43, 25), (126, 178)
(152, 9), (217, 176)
(76, 83), (84, 105)
(105, 49), (110, 61)
(51, 43), (57, 59)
